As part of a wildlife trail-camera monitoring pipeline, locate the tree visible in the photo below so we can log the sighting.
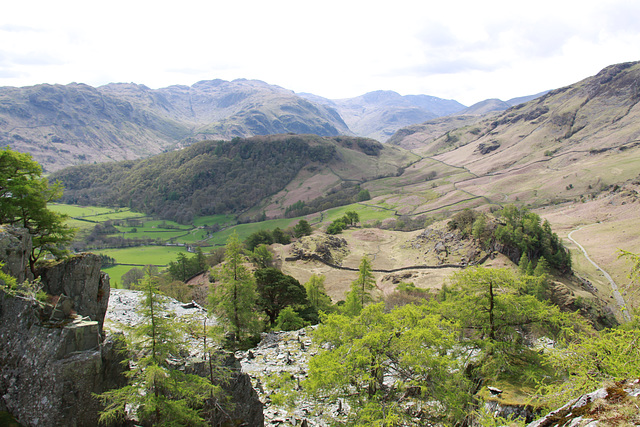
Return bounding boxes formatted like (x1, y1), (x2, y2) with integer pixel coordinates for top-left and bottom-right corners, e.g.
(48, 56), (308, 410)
(438, 267), (584, 379)
(0, 147), (75, 274)
(208, 232), (259, 346)
(121, 267), (145, 289)
(96, 272), (220, 426)
(247, 244), (273, 269)
(244, 229), (273, 251)
(306, 303), (474, 426)
(272, 227), (291, 245)
(344, 211), (359, 227)
(326, 219), (346, 235)
(356, 188), (371, 201)
(292, 219), (312, 238)
(352, 256), (376, 308)
(304, 274), (332, 314)
(539, 325), (640, 410)
(254, 267), (308, 326)
(274, 306), (305, 331)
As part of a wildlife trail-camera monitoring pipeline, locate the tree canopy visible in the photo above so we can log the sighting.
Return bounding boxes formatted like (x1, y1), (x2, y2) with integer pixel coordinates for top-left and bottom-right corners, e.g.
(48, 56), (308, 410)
(0, 147), (75, 273)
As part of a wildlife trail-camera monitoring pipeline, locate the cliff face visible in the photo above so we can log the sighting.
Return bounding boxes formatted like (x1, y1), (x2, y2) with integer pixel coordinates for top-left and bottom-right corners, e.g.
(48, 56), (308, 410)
(0, 227), (263, 426)
(0, 226), (127, 426)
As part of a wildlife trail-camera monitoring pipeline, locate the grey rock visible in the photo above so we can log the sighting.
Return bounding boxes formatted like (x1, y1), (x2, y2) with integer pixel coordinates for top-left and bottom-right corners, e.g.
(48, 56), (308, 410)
(37, 253), (110, 334)
(0, 288), (128, 427)
(0, 226), (32, 283)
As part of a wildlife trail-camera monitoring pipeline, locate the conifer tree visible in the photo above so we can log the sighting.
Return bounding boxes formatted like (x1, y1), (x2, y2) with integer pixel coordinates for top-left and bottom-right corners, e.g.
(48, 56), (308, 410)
(96, 272), (220, 426)
(304, 274), (332, 313)
(208, 232), (259, 346)
(352, 256), (376, 307)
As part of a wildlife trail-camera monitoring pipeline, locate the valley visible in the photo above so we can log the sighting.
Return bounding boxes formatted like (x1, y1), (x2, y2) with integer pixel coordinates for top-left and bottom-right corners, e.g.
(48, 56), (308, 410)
(2, 60), (640, 426)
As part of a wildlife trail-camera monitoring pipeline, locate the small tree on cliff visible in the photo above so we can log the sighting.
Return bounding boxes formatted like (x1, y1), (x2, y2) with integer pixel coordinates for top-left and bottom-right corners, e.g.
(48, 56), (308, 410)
(0, 147), (75, 274)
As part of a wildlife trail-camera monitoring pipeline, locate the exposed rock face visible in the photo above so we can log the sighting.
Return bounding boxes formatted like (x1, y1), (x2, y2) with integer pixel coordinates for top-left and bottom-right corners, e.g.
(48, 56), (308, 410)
(37, 253), (110, 334)
(527, 379), (640, 426)
(0, 226), (31, 283)
(0, 228), (127, 426)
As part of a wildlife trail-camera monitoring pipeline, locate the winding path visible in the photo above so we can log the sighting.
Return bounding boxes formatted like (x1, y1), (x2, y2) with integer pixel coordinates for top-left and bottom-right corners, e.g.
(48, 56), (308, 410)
(568, 225), (631, 322)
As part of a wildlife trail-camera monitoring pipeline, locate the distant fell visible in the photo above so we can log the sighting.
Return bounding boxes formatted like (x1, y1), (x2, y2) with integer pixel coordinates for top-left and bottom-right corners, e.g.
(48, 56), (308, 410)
(0, 79), (350, 171)
(299, 90), (466, 142)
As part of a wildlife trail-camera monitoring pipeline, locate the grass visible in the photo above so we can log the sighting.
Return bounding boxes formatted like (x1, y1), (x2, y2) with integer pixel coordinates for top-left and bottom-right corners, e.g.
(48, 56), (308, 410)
(97, 245), (187, 266)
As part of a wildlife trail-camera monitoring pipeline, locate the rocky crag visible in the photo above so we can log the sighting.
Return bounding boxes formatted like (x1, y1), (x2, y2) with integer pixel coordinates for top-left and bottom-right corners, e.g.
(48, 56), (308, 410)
(0, 227), (263, 426)
(0, 226), (127, 426)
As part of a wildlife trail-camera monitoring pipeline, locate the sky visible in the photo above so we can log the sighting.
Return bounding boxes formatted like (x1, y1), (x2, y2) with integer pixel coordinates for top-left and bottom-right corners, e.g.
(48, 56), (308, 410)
(1, 0), (639, 106)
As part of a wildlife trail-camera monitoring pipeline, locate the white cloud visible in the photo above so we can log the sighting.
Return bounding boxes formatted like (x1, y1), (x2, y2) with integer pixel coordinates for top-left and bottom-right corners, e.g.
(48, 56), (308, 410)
(0, 0), (639, 105)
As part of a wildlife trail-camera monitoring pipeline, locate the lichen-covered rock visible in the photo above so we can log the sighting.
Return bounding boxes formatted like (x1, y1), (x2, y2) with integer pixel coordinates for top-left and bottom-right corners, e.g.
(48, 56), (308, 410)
(0, 288), (128, 426)
(37, 253), (110, 334)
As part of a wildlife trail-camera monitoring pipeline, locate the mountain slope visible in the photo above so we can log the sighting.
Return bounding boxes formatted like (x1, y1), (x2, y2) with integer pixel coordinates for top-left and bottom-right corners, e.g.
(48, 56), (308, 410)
(299, 90), (466, 142)
(385, 61), (640, 210)
(0, 80), (350, 172)
(51, 134), (417, 223)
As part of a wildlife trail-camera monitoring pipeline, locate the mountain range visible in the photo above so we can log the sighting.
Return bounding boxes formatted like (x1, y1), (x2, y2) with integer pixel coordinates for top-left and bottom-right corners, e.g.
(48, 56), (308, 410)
(0, 76), (540, 172)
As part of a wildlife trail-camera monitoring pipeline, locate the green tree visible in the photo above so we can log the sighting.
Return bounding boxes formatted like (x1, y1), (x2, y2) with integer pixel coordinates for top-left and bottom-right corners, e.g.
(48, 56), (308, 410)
(352, 256), (376, 308)
(292, 219), (312, 238)
(344, 211), (360, 227)
(96, 272), (220, 426)
(247, 244), (273, 269)
(306, 303), (474, 426)
(356, 188), (371, 201)
(272, 227), (291, 245)
(244, 229), (273, 251)
(0, 147), (75, 274)
(208, 232), (259, 346)
(438, 267), (584, 379)
(274, 306), (305, 331)
(121, 267), (145, 289)
(254, 267), (308, 326)
(539, 325), (640, 410)
(304, 274), (332, 313)
(326, 219), (346, 235)
(534, 256), (550, 277)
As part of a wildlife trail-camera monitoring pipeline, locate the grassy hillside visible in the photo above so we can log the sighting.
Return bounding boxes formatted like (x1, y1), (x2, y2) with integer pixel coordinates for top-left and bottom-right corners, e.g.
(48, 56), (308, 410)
(51, 134), (418, 223)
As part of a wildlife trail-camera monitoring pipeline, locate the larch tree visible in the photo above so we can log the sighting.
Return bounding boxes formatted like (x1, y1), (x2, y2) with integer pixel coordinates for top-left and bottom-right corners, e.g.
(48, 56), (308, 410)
(208, 232), (259, 346)
(96, 271), (221, 426)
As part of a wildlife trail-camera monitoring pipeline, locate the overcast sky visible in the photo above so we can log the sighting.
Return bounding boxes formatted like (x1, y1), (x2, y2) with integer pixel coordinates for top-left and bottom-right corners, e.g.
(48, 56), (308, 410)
(1, 0), (639, 106)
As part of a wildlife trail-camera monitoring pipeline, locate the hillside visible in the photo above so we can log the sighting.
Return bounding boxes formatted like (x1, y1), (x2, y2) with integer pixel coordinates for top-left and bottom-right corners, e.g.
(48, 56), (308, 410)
(0, 79), (350, 172)
(299, 90), (466, 142)
(51, 134), (417, 223)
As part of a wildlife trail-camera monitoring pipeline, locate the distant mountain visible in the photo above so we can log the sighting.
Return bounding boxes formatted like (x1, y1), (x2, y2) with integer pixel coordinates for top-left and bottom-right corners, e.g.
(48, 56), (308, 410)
(299, 90), (466, 142)
(0, 79), (350, 171)
(388, 92), (548, 149)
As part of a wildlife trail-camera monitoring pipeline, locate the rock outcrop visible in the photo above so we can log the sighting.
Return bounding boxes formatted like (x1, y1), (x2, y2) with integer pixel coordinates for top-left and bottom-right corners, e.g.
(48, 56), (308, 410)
(0, 227), (127, 426)
(37, 253), (111, 333)
(0, 226), (31, 283)
(527, 379), (640, 426)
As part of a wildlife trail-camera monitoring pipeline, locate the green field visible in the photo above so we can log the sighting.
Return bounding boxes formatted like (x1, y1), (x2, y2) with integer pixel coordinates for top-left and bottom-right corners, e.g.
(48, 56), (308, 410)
(98, 245), (189, 285)
(57, 202), (397, 285)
